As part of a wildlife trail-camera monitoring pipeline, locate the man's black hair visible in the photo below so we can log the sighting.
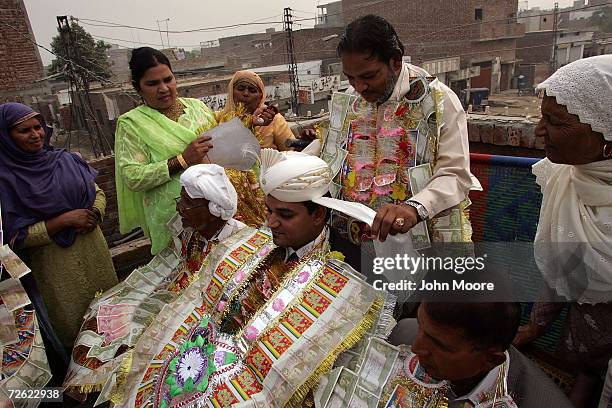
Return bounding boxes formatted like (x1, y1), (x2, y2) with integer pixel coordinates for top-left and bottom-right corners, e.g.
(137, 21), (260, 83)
(303, 192), (332, 222)
(423, 302), (521, 351)
(337, 15), (405, 63)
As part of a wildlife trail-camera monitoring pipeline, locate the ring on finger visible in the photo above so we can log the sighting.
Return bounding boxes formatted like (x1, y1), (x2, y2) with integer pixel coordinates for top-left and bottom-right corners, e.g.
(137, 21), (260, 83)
(394, 217), (405, 227)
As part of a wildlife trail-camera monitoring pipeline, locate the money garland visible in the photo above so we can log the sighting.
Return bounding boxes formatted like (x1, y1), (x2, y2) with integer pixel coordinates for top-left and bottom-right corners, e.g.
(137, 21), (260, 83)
(323, 74), (474, 245)
(0, 285), (52, 407)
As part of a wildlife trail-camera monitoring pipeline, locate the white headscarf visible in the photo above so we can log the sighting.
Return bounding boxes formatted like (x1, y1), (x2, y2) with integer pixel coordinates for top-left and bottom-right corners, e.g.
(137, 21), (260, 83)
(533, 56), (612, 303)
(180, 164), (238, 221)
(259, 147), (376, 226)
(537, 55), (612, 141)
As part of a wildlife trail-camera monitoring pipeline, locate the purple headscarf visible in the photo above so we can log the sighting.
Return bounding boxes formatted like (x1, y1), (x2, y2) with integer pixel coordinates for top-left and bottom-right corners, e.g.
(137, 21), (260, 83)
(0, 102), (98, 248)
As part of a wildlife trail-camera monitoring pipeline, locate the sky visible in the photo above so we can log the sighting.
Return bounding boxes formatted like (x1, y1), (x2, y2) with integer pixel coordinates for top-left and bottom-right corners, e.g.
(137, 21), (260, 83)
(24, 0), (576, 65)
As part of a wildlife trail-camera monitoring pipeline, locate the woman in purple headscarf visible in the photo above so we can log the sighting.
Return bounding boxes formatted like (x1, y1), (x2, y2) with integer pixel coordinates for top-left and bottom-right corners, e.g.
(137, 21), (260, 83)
(0, 102), (118, 348)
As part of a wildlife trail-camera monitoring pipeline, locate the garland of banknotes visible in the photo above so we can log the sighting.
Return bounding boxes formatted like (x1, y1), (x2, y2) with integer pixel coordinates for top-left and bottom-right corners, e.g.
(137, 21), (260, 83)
(0, 247), (52, 407)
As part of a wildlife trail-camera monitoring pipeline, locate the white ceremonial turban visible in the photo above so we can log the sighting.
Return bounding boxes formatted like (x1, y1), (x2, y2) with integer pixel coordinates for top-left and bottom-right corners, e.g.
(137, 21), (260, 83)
(538, 55), (612, 141)
(180, 164), (237, 220)
(259, 147), (376, 226)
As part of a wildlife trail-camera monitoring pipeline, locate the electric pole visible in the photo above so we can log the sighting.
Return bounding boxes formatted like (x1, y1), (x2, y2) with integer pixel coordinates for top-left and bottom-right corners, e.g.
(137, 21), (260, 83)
(57, 16), (112, 157)
(156, 19), (168, 48)
(551, 2), (559, 72)
(284, 8), (300, 116)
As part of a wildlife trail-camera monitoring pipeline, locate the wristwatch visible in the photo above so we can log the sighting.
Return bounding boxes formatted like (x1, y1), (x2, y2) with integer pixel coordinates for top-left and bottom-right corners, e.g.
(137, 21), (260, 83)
(405, 200), (429, 222)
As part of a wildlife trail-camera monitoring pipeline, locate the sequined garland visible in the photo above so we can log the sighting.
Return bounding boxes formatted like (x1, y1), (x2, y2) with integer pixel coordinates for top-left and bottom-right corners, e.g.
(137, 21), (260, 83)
(168, 232), (214, 294)
(215, 233), (330, 338)
(217, 247), (293, 335)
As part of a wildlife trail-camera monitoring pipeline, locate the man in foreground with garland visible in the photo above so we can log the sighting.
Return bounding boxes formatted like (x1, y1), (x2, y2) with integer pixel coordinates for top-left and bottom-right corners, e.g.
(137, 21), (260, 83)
(111, 150), (394, 407)
(376, 302), (573, 407)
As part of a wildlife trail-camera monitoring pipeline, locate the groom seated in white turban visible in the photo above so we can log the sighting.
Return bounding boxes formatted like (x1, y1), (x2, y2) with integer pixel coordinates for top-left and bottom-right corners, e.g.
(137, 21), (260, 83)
(112, 149), (395, 408)
(260, 149), (373, 269)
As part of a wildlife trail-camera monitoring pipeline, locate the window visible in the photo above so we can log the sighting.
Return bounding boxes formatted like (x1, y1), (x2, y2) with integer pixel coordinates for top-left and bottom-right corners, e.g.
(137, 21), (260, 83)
(475, 8), (483, 21)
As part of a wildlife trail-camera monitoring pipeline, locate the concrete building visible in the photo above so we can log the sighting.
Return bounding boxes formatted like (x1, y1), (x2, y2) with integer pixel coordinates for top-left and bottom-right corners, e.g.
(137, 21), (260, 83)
(0, 0), (45, 102)
(195, 29), (278, 70)
(341, 0), (525, 94)
(518, 7), (555, 32)
(315, 1), (344, 28)
(555, 29), (596, 65)
(106, 45), (131, 84)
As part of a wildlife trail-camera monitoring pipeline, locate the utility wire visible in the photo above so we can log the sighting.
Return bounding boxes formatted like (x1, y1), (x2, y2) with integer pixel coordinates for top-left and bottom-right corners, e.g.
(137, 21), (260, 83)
(74, 16), (284, 33)
(0, 19), (139, 103)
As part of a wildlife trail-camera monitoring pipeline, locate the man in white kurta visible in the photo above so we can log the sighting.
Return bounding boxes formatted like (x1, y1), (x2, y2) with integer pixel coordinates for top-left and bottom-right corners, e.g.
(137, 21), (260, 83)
(329, 14), (480, 243)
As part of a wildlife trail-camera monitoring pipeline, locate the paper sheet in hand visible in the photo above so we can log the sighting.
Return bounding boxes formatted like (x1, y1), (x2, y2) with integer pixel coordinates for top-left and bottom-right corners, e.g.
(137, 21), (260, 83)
(204, 117), (261, 171)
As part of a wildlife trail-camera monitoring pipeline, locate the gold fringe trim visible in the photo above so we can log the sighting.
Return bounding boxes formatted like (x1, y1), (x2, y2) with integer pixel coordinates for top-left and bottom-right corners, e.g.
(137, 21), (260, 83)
(65, 383), (104, 394)
(284, 297), (384, 408)
(110, 349), (135, 405)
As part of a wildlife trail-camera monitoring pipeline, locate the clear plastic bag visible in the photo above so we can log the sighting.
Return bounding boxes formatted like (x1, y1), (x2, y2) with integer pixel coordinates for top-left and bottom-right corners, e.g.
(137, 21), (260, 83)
(204, 118), (261, 171)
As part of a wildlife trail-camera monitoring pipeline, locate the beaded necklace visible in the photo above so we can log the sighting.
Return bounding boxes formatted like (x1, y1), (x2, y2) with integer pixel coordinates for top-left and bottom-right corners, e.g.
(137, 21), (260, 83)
(159, 99), (185, 122)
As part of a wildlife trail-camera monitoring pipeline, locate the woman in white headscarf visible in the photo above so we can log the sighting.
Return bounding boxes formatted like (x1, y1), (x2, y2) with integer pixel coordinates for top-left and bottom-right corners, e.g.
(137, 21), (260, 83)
(513, 55), (612, 407)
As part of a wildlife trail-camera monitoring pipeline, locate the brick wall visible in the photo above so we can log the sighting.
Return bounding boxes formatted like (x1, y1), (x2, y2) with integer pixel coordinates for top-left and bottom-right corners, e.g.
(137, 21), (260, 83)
(89, 156), (121, 244)
(0, 0), (44, 92)
(265, 27), (343, 66)
(467, 117), (544, 157)
(518, 63), (550, 89)
(516, 31), (554, 65)
(341, 0), (521, 67)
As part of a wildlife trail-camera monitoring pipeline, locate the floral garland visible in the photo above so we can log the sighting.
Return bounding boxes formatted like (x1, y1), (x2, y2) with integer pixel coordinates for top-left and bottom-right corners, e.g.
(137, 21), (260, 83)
(156, 316), (239, 408)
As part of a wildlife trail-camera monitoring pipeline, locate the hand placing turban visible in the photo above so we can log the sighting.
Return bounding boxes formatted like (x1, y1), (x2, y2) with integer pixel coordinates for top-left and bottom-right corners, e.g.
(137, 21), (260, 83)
(180, 164), (237, 220)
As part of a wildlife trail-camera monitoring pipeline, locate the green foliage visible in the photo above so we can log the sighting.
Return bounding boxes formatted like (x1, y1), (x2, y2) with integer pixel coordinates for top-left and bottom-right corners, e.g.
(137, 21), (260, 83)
(588, 6), (612, 33)
(49, 22), (112, 83)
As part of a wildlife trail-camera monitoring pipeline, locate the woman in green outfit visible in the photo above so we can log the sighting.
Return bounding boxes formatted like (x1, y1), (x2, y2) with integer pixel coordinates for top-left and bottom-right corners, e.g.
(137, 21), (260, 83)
(115, 47), (216, 255)
(115, 48), (272, 254)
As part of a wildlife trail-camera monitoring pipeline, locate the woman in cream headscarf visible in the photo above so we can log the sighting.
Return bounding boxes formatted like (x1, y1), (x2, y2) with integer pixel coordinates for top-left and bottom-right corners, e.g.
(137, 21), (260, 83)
(513, 55), (612, 407)
(217, 70), (315, 151)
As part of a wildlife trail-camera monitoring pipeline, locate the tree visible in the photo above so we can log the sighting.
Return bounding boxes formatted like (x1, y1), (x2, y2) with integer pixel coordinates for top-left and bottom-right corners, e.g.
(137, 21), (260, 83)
(49, 22), (113, 84)
(588, 6), (612, 33)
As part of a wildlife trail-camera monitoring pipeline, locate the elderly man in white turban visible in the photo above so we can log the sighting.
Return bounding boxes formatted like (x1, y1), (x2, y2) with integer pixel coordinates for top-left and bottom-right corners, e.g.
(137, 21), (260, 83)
(177, 164), (244, 253)
(512, 55), (612, 407)
(63, 164), (248, 401)
(112, 149), (395, 408)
